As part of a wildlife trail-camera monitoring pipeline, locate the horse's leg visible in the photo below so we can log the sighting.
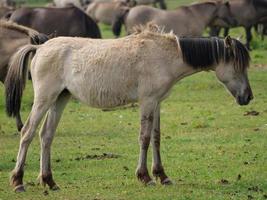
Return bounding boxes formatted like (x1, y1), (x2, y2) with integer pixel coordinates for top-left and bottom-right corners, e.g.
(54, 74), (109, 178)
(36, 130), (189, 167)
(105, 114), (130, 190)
(209, 26), (221, 36)
(151, 105), (172, 185)
(16, 114), (23, 132)
(158, 0), (167, 9)
(263, 26), (267, 41)
(136, 100), (157, 185)
(261, 25), (265, 41)
(38, 91), (70, 190)
(10, 100), (52, 192)
(224, 27), (229, 37)
(245, 26), (252, 50)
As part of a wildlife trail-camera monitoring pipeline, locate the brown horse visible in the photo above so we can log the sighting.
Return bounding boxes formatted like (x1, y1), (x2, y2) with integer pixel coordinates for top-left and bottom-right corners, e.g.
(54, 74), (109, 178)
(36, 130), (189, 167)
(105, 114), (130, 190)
(5, 24), (252, 192)
(112, 1), (236, 37)
(210, 0), (267, 49)
(0, 20), (48, 131)
(8, 6), (101, 38)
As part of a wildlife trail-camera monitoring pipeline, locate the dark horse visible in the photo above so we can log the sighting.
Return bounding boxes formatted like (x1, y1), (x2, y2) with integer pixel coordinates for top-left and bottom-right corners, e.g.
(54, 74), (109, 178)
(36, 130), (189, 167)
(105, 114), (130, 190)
(210, 0), (267, 49)
(8, 6), (101, 38)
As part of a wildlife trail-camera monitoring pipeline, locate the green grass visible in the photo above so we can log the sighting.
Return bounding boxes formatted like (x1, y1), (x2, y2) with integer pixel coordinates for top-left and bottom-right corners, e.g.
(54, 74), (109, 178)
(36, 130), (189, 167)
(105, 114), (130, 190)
(0, 0), (267, 199)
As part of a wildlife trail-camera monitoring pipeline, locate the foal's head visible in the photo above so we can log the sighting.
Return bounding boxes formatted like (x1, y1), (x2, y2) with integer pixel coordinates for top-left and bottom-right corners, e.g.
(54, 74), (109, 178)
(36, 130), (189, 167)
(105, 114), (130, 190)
(179, 36), (253, 105)
(215, 36), (253, 105)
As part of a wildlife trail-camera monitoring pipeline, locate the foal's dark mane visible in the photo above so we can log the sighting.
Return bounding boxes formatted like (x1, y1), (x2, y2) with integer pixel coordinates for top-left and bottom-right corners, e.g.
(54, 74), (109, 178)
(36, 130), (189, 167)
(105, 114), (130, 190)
(179, 37), (250, 71)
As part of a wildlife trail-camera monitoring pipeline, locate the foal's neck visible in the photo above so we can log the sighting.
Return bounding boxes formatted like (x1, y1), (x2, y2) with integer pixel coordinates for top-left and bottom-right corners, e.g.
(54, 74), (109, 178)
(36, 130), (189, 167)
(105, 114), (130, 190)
(173, 63), (202, 84)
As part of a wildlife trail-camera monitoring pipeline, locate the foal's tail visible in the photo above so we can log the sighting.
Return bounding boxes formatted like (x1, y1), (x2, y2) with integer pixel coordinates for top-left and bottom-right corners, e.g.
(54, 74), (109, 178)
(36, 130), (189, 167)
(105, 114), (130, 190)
(5, 45), (38, 118)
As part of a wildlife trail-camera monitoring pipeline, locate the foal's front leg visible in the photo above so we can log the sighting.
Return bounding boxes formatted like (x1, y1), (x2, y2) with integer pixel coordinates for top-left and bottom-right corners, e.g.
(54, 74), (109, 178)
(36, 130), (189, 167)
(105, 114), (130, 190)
(151, 105), (172, 185)
(136, 101), (156, 185)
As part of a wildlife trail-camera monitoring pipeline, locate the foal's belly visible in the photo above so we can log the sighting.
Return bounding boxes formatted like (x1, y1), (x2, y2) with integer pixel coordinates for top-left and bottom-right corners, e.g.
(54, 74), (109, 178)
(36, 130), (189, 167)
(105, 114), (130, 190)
(66, 75), (138, 109)
(72, 86), (138, 108)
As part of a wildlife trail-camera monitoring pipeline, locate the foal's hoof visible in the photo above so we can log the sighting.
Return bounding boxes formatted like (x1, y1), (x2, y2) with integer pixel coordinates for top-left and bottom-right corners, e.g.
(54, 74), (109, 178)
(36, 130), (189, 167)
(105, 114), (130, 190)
(50, 184), (60, 191)
(161, 178), (173, 185)
(14, 184), (25, 192)
(146, 180), (156, 186)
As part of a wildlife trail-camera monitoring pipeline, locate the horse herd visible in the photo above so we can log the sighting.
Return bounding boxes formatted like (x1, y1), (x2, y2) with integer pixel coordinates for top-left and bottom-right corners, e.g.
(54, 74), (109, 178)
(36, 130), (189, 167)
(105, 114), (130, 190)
(0, 0), (262, 193)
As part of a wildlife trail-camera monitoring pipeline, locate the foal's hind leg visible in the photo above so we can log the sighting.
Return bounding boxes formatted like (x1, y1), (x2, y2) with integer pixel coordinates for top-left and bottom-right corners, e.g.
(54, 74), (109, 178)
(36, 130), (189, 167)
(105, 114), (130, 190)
(10, 101), (53, 192)
(38, 91), (70, 190)
(151, 105), (172, 185)
(136, 100), (157, 185)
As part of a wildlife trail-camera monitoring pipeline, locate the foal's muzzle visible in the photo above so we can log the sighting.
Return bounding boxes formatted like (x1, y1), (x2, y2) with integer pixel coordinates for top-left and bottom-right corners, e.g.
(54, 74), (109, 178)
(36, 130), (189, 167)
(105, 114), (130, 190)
(236, 89), (254, 106)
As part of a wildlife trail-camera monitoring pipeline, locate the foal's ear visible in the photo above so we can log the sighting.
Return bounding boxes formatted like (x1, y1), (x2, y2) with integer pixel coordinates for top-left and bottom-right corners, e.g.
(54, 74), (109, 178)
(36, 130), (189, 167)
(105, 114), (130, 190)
(224, 35), (233, 48)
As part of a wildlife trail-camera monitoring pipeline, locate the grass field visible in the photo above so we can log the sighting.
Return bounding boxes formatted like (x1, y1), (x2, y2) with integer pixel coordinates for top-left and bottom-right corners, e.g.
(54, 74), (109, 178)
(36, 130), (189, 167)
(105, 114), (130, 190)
(0, 0), (267, 199)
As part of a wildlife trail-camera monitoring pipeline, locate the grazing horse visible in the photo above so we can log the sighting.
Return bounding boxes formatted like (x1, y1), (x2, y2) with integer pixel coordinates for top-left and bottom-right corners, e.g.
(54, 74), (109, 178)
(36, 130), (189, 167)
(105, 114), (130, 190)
(112, 1), (236, 37)
(8, 6), (101, 38)
(5, 24), (253, 192)
(0, 20), (48, 131)
(210, 0), (267, 49)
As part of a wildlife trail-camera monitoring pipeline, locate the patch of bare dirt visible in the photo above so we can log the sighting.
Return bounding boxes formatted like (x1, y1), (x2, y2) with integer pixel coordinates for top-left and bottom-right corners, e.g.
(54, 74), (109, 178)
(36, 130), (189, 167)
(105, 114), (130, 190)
(248, 186), (263, 192)
(73, 153), (120, 161)
(253, 64), (267, 68)
(43, 190), (49, 196)
(219, 179), (230, 185)
(244, 111), (260, 116)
